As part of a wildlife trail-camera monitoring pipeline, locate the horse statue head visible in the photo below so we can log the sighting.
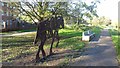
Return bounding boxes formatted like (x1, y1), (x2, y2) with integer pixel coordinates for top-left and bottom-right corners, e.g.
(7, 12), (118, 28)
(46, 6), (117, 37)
(57, 16), (64, 29)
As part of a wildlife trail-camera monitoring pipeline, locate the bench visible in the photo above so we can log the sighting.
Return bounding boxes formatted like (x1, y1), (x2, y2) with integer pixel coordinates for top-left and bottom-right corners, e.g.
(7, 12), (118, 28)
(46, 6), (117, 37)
(82, 30), (95, 41)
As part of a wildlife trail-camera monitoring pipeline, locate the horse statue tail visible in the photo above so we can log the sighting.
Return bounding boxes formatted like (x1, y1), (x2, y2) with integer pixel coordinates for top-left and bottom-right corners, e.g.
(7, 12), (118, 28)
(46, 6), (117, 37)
(33, 25), (40, 45)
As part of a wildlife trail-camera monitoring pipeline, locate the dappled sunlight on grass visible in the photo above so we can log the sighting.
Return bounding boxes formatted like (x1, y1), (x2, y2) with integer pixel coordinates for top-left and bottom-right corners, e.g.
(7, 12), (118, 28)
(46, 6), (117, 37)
(2, 27), (101, 65)
(2, 28), (84, 63)
(59, 29), (75, 33)
(58, 36), (85, 50)
(90, 26), (102, 34)
(59, 29), (82, 38)
(2, 33), (37, 62)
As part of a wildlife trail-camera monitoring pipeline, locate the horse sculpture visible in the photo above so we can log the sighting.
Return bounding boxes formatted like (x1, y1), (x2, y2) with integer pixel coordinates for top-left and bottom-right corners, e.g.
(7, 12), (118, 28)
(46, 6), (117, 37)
(33, 16), (64, 62)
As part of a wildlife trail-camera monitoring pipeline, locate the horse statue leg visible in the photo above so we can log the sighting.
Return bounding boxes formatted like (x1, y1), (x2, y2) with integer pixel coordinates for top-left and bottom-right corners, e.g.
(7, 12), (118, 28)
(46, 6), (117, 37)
(41, 39), (46, 60)
(49, 32), (55, 55)
(33, 35), (38, 45)
(55, 31), (60, 48)
(36, 38), (46, 63)
(33, 28), (40, 45)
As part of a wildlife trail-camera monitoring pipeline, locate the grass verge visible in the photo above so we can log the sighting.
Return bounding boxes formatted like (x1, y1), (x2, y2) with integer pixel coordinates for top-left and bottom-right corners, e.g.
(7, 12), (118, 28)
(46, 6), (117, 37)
(109, 29), (120, 64)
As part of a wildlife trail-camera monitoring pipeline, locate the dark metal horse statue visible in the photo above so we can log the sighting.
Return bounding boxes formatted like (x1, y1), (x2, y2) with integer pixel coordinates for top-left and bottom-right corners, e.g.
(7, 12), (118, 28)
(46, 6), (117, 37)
(33, 16), (64, 62)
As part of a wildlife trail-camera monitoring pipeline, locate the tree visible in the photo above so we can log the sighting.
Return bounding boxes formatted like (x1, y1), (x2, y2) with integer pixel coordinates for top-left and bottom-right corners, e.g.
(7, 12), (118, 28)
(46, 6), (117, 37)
(11, 0), (100, 28)
(91, 16), (112, 26)
(65, 0), (100, 25)
(11, 1), (69, 25)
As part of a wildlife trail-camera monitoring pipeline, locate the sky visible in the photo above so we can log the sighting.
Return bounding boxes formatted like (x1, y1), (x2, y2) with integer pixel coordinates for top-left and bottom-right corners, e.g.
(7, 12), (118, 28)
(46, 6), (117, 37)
(74, 0), (119, 23)
(96, 0), (119, 23)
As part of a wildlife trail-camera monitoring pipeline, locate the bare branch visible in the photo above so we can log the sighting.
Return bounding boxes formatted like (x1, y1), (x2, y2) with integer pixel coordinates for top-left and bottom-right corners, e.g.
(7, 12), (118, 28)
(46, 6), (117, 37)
(24, 2), (41, 21)
(19, 2), (38, 24)
(26, 2), (43, 21)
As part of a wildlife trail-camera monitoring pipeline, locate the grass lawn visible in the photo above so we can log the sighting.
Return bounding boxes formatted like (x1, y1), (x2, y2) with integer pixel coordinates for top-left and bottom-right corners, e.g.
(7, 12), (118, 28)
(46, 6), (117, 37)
(109, 29), (120, 63)
(2, 28), (85, 64)
(90, 26), (102, 34)
(2, 26), (101, 65)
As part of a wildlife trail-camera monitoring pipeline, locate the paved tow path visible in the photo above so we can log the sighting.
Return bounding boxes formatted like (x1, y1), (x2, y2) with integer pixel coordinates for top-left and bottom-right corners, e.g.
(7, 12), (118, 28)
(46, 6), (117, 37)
(0, 31), (36, 37)
(70, 29), (118, 66)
